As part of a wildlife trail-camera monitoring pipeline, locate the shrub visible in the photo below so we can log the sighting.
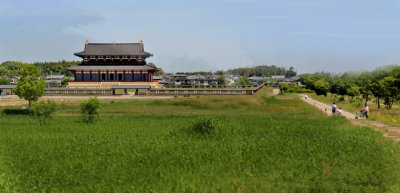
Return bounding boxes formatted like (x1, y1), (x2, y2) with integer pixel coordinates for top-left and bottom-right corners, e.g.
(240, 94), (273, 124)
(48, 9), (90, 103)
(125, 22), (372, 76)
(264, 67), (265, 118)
(184, 94), (190, 97)
(32, 100), (57, 124)
(338, 95), (345, 102)
(190, 118), (218, 135)
(2, 109), (30, 115)
(80, 97), (101, 123)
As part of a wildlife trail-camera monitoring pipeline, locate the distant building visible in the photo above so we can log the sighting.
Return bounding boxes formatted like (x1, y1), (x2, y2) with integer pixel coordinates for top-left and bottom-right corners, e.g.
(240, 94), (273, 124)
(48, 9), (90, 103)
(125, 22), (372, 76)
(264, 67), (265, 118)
(248, 76), (266, 84)
(66, 40), (162, 88)
(45, 75), (65, 85)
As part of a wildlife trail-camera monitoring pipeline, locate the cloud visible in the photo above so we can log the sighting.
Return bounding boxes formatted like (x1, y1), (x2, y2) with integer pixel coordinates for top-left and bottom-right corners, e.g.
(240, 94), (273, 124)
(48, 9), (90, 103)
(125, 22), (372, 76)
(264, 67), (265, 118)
(151, 55), (216, 72)
(289, 31), (400, 39)
(0, 0), (103, 30)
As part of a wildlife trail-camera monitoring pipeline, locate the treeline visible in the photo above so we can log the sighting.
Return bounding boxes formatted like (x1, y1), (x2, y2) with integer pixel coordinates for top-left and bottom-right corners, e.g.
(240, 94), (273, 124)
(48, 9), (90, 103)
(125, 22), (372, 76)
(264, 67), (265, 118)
(300, 65), (400, 109)
(223, 65), (297, 77)
(0, 60), (80, 78)
(174, 65), (296, 77)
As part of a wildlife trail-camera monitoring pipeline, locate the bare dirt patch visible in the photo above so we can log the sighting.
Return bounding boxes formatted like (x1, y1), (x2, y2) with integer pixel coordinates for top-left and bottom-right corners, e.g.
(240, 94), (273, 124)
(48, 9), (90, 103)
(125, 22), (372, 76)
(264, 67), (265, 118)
(0, 95), (174, 107)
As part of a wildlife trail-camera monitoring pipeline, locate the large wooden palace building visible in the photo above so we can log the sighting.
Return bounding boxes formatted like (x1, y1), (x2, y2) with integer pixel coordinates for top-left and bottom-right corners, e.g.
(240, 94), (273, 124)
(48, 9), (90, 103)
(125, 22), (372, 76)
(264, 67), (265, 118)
(67, 41), (161, 88)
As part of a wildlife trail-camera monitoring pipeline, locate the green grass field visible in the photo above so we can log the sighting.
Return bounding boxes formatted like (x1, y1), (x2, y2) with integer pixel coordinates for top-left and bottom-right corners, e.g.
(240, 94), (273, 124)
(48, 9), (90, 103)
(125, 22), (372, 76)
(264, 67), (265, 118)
(1, 88), (400, 192)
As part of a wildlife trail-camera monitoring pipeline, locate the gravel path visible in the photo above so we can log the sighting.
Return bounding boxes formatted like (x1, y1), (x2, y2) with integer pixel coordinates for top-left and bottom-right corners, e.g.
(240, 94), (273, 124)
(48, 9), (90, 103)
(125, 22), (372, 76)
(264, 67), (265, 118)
(300, 94), (400, 142)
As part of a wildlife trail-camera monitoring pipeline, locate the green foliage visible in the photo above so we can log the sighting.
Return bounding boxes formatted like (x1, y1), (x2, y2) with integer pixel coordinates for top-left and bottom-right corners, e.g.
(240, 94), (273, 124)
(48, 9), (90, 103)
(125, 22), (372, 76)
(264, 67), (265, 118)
(13, 65), (45, 112)
(0, 60), (79, 78)
(356, 71), (373, 102)
(329, 75), (354, 95)
(0, 61), (28, 77)
(32, 60), (79, 77)
(225, 65), (296, 77)
(338, 95), (345, 102)
(0, 78), (10, 85)
(49, 81), (60, 87)
(80, 97), (101, 122)
(189, 118), (218, 135)
(32, 100), (57, 124)
(238, 76), (251, 85)
(280, 83), (312, 93)
(300, 73), (328, 90)
(2, 109), (30, 115)
(285, 66), (297, 77)
(217, 75), (228, 85)
(346, 86), (360, 98)
(380, 76), (399, 109)
(61, 78), (70, 86)
(313, 80), (330, 96)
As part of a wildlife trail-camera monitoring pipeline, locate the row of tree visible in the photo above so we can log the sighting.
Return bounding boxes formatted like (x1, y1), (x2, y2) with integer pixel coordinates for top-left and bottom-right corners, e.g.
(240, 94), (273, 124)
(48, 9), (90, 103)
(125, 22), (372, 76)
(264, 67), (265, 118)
(0, 60), (80, 78)
(300, 65), (400, 109)
(223, 65), (297, 77)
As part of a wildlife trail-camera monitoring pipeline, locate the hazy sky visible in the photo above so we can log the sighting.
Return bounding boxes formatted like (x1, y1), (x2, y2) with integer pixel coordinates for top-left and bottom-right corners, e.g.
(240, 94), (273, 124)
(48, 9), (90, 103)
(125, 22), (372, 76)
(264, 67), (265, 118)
(1, 0), (400, 73)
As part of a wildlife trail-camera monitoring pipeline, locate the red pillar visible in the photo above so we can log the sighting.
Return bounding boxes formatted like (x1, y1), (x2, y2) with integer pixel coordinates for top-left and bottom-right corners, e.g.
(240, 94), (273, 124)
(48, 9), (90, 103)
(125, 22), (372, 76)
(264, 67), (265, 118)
(90, 70), (92, 82)
(140, 70), (143, 81)
(98, 71), (100, 82)
(74, 71), (77, 82)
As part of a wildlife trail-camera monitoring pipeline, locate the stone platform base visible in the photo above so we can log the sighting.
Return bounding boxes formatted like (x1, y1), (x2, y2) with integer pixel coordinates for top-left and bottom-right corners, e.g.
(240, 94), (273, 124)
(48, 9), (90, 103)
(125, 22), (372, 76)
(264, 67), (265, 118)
(67, 82), (164, 89)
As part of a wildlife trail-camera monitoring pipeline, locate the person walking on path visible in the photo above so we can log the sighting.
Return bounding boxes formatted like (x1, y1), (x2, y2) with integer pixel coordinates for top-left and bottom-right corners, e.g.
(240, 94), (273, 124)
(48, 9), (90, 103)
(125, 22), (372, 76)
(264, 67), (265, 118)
(338, 107), (342, 115)
(364, 104), (370, 119)
(332, 102), (337, 115)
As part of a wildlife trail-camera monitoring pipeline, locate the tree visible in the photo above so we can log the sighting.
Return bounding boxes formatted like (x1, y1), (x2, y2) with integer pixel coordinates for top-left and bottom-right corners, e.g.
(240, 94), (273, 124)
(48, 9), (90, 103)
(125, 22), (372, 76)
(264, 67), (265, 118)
(0, 79), (10, 85)
(300, 73), (327, 90)
(285, 66), (297, 77)
(313, 80), (330, 96)
(215, 70), (224, 75)
(61, 78), (70, 86)
(80, 97), (101, 122)
(49, 81), (60, 87)
(13, 66), (45, 112)
(217, 76), (228, 85)
(346, 86), (360, 98)
(380, 76), (399, 109)
(238, 76), (250, 85)
(356, 72), (373, 104)
(155, 70), (165, 76)
(370, 69), (388, 108)
(147, 63), (156, 68)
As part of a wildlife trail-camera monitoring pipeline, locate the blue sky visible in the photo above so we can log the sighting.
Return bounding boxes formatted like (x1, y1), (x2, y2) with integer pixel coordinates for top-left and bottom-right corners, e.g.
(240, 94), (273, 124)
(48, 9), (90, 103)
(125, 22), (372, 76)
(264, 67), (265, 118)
(1, 0), (400, 73)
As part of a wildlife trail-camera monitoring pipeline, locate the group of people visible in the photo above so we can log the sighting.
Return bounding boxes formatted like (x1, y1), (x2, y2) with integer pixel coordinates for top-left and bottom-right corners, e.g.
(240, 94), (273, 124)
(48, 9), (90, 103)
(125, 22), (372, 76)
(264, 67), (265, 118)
(331, 102), (342, 115)
(331, 102), (370, 119)
(360, 105), (369, 119)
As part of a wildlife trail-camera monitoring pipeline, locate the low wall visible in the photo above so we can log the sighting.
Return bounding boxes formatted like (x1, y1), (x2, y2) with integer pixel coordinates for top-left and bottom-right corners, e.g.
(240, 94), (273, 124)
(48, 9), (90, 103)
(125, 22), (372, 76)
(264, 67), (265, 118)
(150, 84), (266, 95)
(45, 89), (112, 95)
(43, 84), (265, 96)
(149, 89), (251, 95)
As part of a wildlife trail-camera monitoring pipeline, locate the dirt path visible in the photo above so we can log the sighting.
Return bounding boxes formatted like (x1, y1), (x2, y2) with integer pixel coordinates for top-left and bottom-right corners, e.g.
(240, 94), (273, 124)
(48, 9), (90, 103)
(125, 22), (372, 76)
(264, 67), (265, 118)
(272, 88), (280, 96)
(300, 95), (400, 142)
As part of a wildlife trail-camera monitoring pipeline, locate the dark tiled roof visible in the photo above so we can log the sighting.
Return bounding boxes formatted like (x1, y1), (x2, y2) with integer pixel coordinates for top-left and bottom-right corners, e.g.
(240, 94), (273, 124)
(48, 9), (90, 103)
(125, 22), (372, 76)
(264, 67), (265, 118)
(74, 43), (153, 57)
(66, 65), (158, 71)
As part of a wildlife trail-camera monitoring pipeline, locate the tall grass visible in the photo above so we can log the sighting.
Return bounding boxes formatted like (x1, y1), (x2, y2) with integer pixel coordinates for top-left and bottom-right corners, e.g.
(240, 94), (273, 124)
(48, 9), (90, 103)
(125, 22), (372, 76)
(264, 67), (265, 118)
(0, 91), (400, 192)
